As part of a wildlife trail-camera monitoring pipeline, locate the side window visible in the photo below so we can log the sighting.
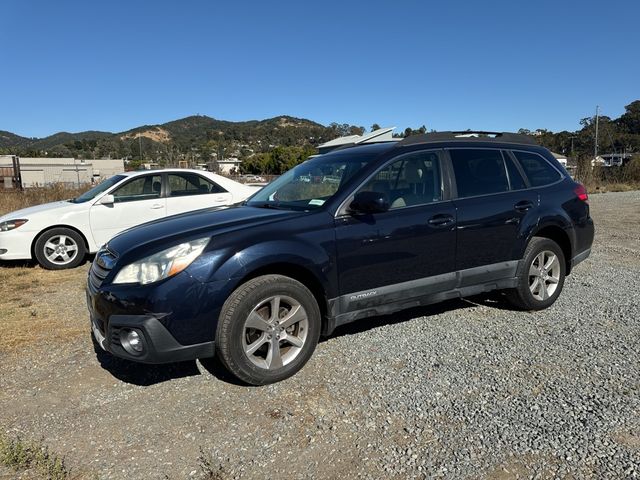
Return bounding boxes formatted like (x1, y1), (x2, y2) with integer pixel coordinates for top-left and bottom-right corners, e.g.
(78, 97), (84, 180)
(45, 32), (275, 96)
(168, 173), (227, 197)
(503, 152), (527, 190)
(112, 175), (162, 203)
(513, 151), (562, 187)
(359, 151), (442, 209)
(450, 149), (509, 198)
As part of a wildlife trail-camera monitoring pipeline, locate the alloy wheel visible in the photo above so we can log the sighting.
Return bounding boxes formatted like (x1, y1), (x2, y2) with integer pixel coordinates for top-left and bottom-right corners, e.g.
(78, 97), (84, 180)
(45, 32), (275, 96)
(242, 295), (309, 370)
(44, 235), (79, 266)
(528, 250), (560, 301)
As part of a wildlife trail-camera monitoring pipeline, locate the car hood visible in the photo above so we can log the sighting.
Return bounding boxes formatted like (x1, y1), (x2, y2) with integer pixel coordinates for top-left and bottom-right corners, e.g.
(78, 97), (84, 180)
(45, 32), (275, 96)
(0, 200), (77, 222)
(107, 204), (303, 257)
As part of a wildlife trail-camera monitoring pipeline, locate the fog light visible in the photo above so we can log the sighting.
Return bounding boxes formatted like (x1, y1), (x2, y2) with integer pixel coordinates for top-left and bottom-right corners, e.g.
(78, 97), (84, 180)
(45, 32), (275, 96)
(0, 249), (7, 255)
(120, 329), (144, 356)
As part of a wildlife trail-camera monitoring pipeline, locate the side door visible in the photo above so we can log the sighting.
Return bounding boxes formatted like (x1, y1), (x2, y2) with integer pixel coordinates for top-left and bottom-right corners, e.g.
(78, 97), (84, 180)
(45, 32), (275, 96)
(166, 172), (232, 216)
(448, 148), (538, 272)
(89, 173), (166, 247)
(335, 150), (457, 311)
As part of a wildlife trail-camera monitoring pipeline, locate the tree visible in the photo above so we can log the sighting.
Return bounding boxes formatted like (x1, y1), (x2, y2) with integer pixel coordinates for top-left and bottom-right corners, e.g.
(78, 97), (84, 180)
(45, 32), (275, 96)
(617, 100), (640, 134)
(370, 123), (381, 132)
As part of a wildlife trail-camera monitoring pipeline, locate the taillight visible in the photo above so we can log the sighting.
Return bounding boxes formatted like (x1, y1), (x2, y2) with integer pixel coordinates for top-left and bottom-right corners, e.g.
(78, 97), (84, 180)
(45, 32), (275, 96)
(574, 183), (589, 202)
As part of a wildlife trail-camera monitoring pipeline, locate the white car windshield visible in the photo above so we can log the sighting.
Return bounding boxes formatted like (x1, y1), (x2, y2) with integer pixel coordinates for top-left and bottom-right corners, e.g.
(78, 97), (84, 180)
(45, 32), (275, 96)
(69, 175), (126, 203)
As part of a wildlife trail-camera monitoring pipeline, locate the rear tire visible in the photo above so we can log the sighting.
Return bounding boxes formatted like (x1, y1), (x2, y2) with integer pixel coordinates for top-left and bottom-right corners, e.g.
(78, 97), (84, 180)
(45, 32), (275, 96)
(34, 227), (86, 270)
(505, 237), (566, 310)
(216, 275), (321, 385)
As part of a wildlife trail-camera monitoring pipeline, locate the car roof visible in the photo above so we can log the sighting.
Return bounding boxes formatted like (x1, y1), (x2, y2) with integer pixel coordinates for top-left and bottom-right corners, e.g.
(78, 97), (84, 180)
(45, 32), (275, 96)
(120, 168), (218, 177)
(322, 131), (540, 158)
(399, 131), (538, 147)
(325, 142), (398, 156)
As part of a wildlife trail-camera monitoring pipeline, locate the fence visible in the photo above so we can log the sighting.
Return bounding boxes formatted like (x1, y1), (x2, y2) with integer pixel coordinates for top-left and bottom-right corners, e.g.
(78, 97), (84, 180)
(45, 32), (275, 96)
(0, 156), (22, 190)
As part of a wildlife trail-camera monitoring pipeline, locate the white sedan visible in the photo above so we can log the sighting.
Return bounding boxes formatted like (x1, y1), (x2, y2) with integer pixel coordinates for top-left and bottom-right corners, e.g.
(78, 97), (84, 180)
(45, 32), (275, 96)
(0, 169), (260, 269)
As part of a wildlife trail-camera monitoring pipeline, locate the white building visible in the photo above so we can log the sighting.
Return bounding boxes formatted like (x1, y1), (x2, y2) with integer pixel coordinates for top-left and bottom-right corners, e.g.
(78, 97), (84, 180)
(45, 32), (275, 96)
(551, 152), (568, 167)
(217, 157), (242, 175)
(0, 156), (125, 188)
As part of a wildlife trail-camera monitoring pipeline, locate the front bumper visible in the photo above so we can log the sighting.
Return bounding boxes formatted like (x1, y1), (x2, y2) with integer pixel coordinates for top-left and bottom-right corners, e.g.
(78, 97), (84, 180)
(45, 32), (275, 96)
(86, 273), (221, 364)
(0, 229), (38, 260)
(90, 310), (215, 363)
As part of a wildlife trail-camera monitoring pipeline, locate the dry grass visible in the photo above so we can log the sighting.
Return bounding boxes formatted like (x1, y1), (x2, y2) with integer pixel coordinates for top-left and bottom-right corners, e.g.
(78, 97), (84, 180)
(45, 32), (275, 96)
(576, 158), (640, 194)
(0, 264), (88, 354)
(586, 181), (640, 193)
(0, 433), (71, 480)
(0, 184), (91, 217)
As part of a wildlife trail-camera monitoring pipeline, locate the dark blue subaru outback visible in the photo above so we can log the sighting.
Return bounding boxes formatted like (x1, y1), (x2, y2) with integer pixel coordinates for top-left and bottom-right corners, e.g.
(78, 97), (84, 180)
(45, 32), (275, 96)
(87, 132), (594, 384)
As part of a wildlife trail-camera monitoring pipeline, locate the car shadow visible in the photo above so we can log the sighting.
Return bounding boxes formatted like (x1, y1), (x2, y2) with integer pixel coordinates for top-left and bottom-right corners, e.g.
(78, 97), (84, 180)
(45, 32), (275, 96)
(92, 334), (247, 387)
(0, 259), (39, 268)
(0, 254), (95, 269)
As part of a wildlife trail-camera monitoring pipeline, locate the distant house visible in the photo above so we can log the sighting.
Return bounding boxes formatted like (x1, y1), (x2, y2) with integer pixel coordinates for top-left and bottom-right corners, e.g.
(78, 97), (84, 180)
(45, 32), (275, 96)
(592, 153), (632, 167)
(0, 156), (125, 188)
(551, 152), (568, 167)
(217, 157), (242, 175)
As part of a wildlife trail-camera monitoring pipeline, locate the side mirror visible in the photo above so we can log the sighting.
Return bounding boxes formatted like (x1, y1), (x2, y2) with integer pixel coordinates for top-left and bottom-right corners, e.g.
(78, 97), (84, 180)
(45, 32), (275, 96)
(99, 194), (115, 205)
(349, 191), (390, 214)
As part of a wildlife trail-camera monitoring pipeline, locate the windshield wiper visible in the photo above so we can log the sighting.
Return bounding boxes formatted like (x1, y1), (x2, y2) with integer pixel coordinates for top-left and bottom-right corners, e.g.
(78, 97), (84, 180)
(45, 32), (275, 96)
(254, 203), (286, 210)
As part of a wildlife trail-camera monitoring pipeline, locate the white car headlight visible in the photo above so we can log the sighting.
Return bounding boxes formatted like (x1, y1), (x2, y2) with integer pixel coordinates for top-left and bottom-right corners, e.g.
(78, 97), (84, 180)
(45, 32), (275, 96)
(113, 238), (210, 285)
(0, 219), (28, 232)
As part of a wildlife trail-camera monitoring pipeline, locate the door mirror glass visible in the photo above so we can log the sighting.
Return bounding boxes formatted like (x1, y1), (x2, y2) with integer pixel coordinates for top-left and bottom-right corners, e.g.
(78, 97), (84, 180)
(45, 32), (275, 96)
(99, 194), (115, 205)
(349, 191), (390, 214)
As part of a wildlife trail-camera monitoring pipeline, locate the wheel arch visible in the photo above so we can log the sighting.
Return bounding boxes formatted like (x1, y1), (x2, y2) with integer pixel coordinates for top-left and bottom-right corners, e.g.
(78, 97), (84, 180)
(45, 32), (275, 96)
(235, 262), (330, 334)
(31, 224), (91, 260)
(530, 224), (573, 275)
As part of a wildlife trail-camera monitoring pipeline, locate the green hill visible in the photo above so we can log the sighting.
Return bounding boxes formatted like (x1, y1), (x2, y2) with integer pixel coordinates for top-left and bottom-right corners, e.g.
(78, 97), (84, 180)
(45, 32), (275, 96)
(0, 115), (354, 164)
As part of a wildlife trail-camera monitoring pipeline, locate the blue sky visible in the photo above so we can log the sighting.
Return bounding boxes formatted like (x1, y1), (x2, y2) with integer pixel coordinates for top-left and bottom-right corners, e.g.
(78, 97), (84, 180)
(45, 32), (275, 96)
(2, 0), (639, 138)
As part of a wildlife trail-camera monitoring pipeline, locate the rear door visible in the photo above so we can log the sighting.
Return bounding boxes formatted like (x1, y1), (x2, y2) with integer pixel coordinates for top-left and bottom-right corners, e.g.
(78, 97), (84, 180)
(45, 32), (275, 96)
(89, 173), (166, 247)
(448, 148), (538, 271)
(165, 172), (232, 216)
(335, 150), (457, 308)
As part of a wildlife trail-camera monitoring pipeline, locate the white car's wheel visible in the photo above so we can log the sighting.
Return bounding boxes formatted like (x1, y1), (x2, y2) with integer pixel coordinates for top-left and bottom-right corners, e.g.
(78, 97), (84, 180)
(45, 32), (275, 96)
(34, 227), (86, 270)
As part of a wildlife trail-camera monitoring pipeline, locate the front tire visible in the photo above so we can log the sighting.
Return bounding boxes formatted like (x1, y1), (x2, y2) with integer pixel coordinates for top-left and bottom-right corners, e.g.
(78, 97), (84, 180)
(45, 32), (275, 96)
(216, 275), (321, 385)
(505, 237), (566, 310)
(34, 227), (86, 270)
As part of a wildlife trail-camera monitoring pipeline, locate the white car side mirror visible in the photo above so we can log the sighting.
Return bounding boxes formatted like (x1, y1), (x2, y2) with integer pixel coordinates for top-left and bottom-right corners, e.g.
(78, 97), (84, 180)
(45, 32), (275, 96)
(99, 194), (115, 205)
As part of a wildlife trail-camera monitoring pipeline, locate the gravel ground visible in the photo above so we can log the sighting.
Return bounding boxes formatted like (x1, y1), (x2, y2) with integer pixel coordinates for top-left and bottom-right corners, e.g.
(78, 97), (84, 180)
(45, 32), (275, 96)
(0, 190), (639, 479)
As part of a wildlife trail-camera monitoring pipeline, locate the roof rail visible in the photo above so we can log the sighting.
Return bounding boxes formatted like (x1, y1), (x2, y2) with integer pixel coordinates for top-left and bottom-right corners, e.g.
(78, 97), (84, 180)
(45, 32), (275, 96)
(398, 131), (538, 146)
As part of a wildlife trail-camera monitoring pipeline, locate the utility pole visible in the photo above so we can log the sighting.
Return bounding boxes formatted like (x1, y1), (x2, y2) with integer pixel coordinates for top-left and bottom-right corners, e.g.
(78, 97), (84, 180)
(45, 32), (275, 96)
(570, 136), (575, 158)
(139, 135), (143, 162)
(594, 105), (600, 159)
(74, 158), (80, 187)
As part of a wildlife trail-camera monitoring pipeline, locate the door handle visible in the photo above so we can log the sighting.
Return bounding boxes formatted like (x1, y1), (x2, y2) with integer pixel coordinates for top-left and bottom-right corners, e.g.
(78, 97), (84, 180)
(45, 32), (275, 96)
(514, 200), (534, 212)
(150, 204), (164, 209)
(428, 214), (455, 227)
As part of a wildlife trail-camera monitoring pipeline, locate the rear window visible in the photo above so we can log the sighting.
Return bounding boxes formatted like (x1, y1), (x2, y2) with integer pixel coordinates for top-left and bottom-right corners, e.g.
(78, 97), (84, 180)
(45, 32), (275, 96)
(450, 149), (509, 198)
(513, 151), (562, 186)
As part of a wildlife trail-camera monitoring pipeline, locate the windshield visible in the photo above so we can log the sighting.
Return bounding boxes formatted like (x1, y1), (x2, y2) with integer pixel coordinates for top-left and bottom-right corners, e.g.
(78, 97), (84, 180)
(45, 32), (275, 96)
(246, 152), (379, 210)
(69, 174), (126, 203)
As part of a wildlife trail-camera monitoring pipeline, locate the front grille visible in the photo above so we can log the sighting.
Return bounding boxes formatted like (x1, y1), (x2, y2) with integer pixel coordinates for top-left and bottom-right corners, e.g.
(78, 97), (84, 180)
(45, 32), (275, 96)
(89, 247), (117, 291)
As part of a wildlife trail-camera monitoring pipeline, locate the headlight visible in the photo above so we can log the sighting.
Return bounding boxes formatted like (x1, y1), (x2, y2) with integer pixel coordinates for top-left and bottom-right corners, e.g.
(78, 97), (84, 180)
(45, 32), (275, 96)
(0, 219), (28, 232)
(113, 238), (210, 285)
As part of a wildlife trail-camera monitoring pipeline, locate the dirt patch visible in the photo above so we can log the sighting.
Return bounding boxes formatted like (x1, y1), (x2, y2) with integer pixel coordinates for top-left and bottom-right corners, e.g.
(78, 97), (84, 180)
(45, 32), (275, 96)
(120, 127), (171, 143)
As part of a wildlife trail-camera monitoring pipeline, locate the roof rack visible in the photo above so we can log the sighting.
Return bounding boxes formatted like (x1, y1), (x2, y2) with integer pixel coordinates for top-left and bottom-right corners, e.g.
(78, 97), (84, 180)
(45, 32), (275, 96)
(399, 131), (538, 146)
